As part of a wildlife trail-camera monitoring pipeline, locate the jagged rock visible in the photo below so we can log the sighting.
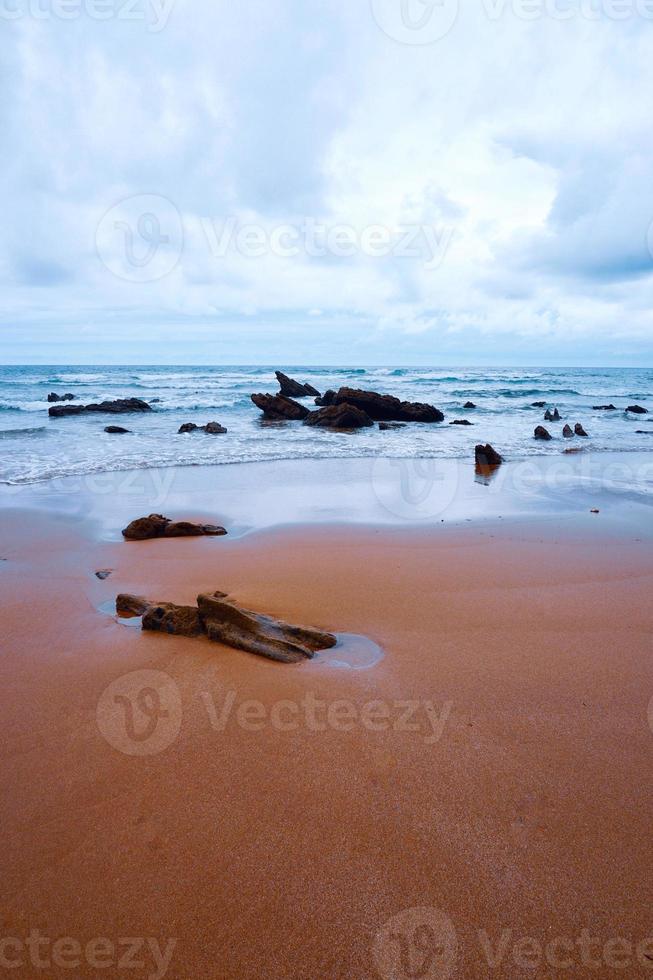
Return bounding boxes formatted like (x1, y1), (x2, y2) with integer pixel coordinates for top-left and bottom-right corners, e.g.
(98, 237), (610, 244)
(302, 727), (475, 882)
(333, 387), (444, 423)
(49, 397), (152, 418)
(315, 389), (336, 407)
(450, 419), (473, 426)
(115, 591), (337, 663)
(122, 514), (227, 540)
(304, 404), (374, 430)
(178, 422), (199, 433)
(531, 401), (546, 407)
(562, 424), (574, 438)
(574, 423), (588, 437)
(275, 371), (320, 398)
(47, 392), (75, 402)
(251, 393), (309, 421)
(379, 421), (406, 430)
(534, 425), (552, 440)
(544, 408), (561, 422)
(475, 443), (503, 466)
(593, 404), (617, 410)
(205, 421), (227, 434)
(178, 421), (227, 434)
(197, 591), (337, 663)
(463, 401), (476, 409)
(105, 425), (130, 433)
(627, 405), (648, 414)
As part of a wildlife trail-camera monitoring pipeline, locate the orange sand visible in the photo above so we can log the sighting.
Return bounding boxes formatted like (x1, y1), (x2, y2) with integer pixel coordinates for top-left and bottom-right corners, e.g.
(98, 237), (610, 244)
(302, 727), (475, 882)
(1, 511), (652, 978)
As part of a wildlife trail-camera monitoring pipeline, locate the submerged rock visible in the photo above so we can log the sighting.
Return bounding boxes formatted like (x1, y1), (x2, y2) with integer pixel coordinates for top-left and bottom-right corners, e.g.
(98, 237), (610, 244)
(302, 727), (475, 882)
(574, 422), (588, 437)
(544, 408), (561, 422)
(475, 443), (503, 466)
(47, 392), (75, 402)
(251, 393), (309, 420)
(463, 401), (476, 409)
(333, 387), (444, 423)
(122, 514), (227, 540)
(304, 404), (374, 430)
(534, 425), (552, 440)
(531, 401), (546, 408)
(379, 421), (406, 430)
(116, 590), (337, 663)
(49, 397), (152, 418)
(275, 371), (320, 398)
(562, 424), (574, 438)
(178, 421), (227, 434)
(450, 419), (473, 426)
(593, 404), (617, 410)
(626, 405), (648, 414)
(105, 425), (130, 434)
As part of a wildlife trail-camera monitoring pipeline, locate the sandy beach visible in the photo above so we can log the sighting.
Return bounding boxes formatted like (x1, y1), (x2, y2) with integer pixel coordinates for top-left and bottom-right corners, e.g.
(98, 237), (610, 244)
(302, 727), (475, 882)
(1, 457), (652, 978)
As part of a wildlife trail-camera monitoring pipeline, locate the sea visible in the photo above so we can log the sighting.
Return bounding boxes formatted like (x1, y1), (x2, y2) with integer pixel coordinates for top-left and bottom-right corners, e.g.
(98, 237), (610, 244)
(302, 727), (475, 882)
(0, 365), (651, 485)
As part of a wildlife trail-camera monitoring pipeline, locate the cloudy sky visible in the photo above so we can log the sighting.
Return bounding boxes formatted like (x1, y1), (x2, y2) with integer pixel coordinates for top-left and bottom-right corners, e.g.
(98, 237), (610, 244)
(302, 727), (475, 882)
(2, 0), (653, 365)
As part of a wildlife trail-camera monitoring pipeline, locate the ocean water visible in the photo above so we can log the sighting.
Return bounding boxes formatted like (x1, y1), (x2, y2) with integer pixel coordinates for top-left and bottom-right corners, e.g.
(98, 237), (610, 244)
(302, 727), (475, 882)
(0, 365), (651, 485)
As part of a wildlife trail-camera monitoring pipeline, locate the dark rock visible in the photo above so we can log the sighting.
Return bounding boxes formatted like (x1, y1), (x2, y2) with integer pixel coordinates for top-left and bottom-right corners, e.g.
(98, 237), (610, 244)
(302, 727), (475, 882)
(47, 392), (75, 402)
(593, 404), (617, 410)
(95, 569), (112, 580)
(315, 389), (336, 407)
(636, 429), (653, 434)
(333, 387), (444, 423)
(531, 401), (546, 407)
(198, 591), (337, 663)
(122, 514), (227, 540)
(475, 443), (503, 467)
(105, 425), (130, 434)
(304, 404), (374, 430)
(562, 424), (574, 438)
(275, 371), (320, 398)
(534, 425), (552, 440)
(544, 408), (561, 422)
(178, 422), (199, 433)
(116, 593), (151, 616)
(574, 423), (588, 437)
(204, 421), (227, 434)
(450, 419), (473, 426)
(463, 401), (476, 409)
(379, 421), (406, 430)
(626, 405), (648, 414)
(142, 602), (204, 637)
(49, 397), (151, 418)
(251, 393), (309, 421)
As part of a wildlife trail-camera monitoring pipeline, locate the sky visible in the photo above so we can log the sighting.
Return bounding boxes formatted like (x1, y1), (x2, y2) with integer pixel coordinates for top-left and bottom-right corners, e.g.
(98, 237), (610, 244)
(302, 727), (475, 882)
(2, 0), (653, 365)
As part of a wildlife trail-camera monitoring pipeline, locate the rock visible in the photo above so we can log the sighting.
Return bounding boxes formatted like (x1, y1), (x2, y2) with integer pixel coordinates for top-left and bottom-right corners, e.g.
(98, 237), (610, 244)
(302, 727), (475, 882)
(590, 509), (600, 514)
(463, 401), (476, 409)
(636, 429), (653, 434)
(474, 443), (503, 467)
(562, 424), (574, 438)
(544, 408), (561, 422)
(563, 447), (584, 454)
(197, 591), (337, 663)
(178, 422), (199, 433)
(450, 419), (473, 426)
(315, 389), (336, 407)
(574, 423), (588, 437)
(275, 371), (320, 398)
(105, 425), (130, 434)
(179, 420), (227, 434)
(95, 569), (112, 580)
(49, 397), (152, 418)
(531, 401), (546, 408)
(205, 421), (227, 434)
(333, 387), (444, 423)
(251, 393), (309, 421)
(122, 514), (227, 540)
(379, 421), (406, 430)
(627, 405), (648, 414)
(116, 590), (337, 663)
(593, 404), (617, 410)
(304, 404), (374, 430)
(142, 602), (204, 638)
(47, 392), (75, 402)
(534, 425), (552, 440)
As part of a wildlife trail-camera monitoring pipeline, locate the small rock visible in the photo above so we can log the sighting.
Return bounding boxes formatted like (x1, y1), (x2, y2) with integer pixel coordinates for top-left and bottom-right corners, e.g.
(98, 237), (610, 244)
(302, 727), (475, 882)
(178, 422), (199, 433)
(47, 392), (76, 402)
(142, 602), (204, 637)
(275, 371), (321, 398)
(95, 569), (113, 580)
(450, 419), (473, 426)
(304, 404), (374, 430)
(626, 405), (648, 414)
(251, 393), (309, 421)
(590, 509), (600, 514)
(49, 397), (151, 418)
(562, 424), (574, 438)
(379, 421), (406, 430)
(105, 425), (130, 434)
(122, 514), (227, 540)
(593, 404), (617, 410)
(574, 423), (588, 437)
(544, 408), (561, 422)
(534, 425), (552, 440)
(463, 401), (476, 409)
(475, 443), (503, 467)
(178, 421), (227, 434)
(531, 401), (546, 407)
(204, 421), (227, 434)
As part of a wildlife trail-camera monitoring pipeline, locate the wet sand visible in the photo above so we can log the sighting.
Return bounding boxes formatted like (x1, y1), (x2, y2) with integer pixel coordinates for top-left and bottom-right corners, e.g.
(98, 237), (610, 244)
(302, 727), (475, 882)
(1, 461), (653, 978)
